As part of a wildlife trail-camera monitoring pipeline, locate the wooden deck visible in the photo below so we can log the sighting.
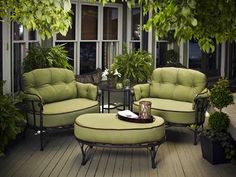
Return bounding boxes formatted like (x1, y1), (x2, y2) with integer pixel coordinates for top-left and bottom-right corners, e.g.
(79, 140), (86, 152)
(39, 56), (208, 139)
(0, 126), (235, 177)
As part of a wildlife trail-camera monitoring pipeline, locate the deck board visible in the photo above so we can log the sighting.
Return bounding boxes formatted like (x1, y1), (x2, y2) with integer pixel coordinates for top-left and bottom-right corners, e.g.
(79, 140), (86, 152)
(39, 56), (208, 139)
(1, 126), (236, 177)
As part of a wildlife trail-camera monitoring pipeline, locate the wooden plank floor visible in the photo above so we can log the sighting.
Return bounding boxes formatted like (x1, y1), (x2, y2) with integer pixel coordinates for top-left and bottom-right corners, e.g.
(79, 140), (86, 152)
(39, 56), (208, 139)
(0, 126), (236, 177)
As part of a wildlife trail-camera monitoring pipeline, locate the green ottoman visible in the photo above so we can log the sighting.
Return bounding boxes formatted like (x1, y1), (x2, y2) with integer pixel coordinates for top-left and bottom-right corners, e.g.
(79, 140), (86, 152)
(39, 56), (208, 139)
(74, 113), (165, 168)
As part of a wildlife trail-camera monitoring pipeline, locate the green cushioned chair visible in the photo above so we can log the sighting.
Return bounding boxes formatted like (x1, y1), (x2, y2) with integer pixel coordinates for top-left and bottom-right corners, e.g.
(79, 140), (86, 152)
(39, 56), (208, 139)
(132, 67), (209, 144)
(21, 68), (100, 150)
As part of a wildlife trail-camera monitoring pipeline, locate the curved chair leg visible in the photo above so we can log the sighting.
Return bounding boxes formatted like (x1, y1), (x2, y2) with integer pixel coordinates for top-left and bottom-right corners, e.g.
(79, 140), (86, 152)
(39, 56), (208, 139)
(149, 145), (158, 169)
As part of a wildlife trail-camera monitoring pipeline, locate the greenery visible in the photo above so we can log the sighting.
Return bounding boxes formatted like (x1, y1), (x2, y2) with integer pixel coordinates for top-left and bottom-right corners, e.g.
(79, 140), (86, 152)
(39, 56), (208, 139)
(208, 112), (230, 132)
(0, 0), (72, 39)
(203, 78), (235, 162)
(96, 0), (236, 52)
(23, 45), (73, 72)
(112, 48), (153, 84)
(2, 0), (235, 51)
(165, 49), (179, 64)
(210, 78), (234, 112)
(0, 81), (24, 156)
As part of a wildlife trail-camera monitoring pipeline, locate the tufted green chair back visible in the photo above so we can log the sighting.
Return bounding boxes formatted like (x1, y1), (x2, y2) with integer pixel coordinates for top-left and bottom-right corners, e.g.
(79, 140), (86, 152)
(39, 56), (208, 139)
(22, 68), (77, 103)
(150, 67), (206, 102)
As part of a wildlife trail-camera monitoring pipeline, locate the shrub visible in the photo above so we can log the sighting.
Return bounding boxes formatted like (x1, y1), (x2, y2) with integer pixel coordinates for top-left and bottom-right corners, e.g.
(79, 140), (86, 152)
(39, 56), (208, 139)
(23, 44), (73, 72)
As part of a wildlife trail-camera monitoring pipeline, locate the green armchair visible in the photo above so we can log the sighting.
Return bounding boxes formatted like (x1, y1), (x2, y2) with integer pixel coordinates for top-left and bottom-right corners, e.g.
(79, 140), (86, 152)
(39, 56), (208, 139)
(132, 67), (209, 144)
(21, 68), (100, 150)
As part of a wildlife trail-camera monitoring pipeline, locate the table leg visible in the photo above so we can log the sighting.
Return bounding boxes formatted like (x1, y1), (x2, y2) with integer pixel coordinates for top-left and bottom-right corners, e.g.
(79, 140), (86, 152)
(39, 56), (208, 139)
(102, 90), (104, 113)
(108, 90), (110, 113)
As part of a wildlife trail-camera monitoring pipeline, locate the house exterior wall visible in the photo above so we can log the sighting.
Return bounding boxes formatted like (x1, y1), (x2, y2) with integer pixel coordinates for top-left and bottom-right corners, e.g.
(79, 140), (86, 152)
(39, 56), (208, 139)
(0, 1), (235, 93)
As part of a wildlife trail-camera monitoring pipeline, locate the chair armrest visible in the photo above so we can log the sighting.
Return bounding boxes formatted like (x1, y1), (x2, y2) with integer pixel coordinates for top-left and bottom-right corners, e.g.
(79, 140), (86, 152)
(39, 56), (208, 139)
(21, 92), (44, 113)
(76, 82), (98, 100)
(193, 88), (210, 125)
(132, 83), (150, 101)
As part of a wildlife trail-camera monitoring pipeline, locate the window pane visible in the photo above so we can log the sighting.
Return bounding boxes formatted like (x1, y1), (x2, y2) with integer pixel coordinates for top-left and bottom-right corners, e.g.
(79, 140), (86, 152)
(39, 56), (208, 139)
(81, 5), (98, 40)
(103, 7), (118, 40)
(131, 42), (140, 51)
(56, 42), (75, 68)
(102, 42), (118, 69)
(156, 42), (168, 67)
(189, 40), (202, 70)
(57, 4), (76, 40)
(80, 42), (96, 74)
(131, 8), (141, 40)
(13, 43), (25, 92)
(28, 31), (37, 40)
(13, 23), (24, 40)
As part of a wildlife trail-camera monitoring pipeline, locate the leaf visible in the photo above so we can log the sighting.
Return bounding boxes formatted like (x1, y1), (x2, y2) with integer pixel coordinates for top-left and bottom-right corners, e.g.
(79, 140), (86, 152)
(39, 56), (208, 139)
(191, 18), (197, 26)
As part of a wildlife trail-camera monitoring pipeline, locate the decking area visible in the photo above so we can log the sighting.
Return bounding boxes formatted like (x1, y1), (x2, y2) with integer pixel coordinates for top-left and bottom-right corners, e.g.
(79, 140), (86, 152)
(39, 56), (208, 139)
(0, 125), (235, 177)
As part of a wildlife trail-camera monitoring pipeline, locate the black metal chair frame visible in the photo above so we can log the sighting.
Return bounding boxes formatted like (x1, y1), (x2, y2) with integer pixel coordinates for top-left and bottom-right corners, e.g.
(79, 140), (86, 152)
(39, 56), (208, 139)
(22, 91), (101, 151)
(76, 137), (165, 169)
(131, 90), (209, 145)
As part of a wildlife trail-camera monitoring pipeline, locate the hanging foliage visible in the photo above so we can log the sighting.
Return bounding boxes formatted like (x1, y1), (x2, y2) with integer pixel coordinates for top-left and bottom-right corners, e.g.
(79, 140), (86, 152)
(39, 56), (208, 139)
(96, 0), (236, 53)
(0, 0), (72, 39)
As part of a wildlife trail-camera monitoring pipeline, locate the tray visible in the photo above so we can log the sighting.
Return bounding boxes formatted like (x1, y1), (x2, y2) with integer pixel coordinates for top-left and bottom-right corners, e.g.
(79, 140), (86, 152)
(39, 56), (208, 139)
(117, 112), (154, 123)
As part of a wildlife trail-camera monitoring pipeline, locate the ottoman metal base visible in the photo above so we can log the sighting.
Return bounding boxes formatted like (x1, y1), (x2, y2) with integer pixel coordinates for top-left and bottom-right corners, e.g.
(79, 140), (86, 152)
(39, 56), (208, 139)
(76, 138), (165, 169)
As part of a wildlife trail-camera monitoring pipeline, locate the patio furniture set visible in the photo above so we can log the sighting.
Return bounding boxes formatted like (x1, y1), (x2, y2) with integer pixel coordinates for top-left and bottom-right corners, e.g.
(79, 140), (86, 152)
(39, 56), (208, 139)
(21, 67), (209, 169)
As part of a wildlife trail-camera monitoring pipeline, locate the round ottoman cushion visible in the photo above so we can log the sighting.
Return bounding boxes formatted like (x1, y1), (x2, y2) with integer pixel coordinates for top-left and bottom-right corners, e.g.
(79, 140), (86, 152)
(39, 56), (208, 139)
(74, 113), (165, 145)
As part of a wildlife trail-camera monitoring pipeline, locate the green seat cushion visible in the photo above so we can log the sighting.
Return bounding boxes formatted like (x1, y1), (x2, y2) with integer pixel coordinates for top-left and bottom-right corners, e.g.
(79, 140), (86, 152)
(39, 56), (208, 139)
(74, 113), (165, 144)
(22, 68), (77, 103)
(150, 67), (206, 102)
(27, 98), (99, 127)
(133, 98), (196, 124)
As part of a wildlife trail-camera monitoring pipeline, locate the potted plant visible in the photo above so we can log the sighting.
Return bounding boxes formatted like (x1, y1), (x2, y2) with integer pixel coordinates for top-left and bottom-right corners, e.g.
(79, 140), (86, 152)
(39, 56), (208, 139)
(164, 49), (185, 68)
(0, 81), (25, 156)
(23, 44), (73, 72)
(112, 47), (153, 86)
(200, 78), (235, 164)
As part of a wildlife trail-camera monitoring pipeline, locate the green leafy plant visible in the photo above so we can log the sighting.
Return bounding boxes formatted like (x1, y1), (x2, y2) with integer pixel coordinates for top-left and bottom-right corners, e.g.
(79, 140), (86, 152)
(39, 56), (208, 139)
(0, 0), (72, 39)
(112, 48), (153, 85)
(23, 45), (73, 72)
(0, 81), (24, 156)
(210, 78), (234, 112)
(165, 49), (179, 64)
(203, 78), (235, 162)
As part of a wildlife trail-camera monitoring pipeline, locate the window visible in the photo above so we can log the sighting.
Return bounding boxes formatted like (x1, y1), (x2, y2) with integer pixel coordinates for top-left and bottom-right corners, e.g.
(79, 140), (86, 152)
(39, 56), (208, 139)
(81, 5), (98, 40)
(54, 2), (122, 74)
(155, 41), (168, 67)
(12, 22), (39, 92)
(128, 7), (142, 51)
(189, 39), (221, 77)
(55, 4), (76, 71)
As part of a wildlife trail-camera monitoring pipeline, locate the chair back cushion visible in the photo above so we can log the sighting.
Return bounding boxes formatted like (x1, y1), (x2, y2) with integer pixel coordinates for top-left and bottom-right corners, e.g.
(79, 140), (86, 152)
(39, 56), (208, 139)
(150, 67), (206, 102)
(22, 68), (77, 103)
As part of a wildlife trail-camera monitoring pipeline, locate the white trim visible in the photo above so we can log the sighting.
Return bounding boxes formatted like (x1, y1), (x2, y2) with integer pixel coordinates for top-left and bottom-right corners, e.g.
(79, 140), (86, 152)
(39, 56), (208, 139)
(148, 11), (152, 54)
(179, 41), (184, 64)
(221, 42), (226, 77)
(2, 21), (11, 93)
(186, 41), (189, 68)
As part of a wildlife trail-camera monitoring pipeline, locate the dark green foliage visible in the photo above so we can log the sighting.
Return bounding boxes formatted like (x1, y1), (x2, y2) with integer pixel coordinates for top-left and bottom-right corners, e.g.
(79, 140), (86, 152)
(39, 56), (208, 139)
(0, 81), (24, 156)
(208, 112), (230, 132)
(210, 78), (234, 112)
(23, 45), (73, 72)
(165, 49), (179, 64)
(202, 78), (235, 162)
(113, 48), (153, 84)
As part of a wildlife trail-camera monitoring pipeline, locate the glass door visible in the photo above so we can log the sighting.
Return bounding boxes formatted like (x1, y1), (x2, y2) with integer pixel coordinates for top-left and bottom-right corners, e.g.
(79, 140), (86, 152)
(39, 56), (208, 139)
(189, 39), (221, 77)
(228, 42), (236, 80)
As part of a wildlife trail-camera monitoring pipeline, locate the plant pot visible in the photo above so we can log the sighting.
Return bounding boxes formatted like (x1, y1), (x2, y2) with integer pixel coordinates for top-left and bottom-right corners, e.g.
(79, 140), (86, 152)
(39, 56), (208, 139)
(200, 134), (230, 164)
(107, 76), (117, 88)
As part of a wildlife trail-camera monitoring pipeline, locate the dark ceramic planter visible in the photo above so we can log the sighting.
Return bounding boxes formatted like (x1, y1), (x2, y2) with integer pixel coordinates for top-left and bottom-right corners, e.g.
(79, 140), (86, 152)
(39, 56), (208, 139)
(200, 135), (230, 164)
